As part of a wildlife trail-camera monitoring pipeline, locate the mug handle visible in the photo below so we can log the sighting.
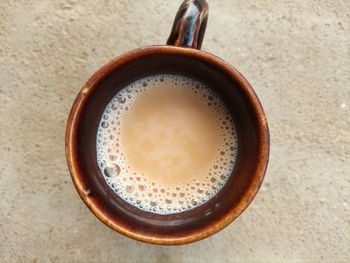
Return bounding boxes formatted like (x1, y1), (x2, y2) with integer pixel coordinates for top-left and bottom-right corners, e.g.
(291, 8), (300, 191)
(167, 0), (209, 50)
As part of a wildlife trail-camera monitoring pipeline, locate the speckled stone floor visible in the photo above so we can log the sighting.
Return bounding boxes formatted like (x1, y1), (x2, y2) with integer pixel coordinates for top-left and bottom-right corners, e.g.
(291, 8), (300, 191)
(0, 0), (349, 262)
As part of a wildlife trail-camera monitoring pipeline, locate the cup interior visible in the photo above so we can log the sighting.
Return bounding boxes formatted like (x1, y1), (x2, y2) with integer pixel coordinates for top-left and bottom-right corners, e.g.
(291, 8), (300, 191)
(66, 46), (269, 244)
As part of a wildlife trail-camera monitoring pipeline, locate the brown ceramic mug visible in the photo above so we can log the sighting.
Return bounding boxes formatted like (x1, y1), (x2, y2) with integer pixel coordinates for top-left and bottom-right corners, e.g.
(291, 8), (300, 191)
(66, 0), (269, 245)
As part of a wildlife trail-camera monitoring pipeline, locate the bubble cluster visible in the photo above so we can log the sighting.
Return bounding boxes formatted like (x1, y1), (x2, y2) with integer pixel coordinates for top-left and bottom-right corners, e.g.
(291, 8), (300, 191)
(96, 74), (238, 214)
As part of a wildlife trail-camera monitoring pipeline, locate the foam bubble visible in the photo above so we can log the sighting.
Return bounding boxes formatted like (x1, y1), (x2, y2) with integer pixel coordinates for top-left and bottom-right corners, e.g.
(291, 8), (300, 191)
(96, 74), (238, 215)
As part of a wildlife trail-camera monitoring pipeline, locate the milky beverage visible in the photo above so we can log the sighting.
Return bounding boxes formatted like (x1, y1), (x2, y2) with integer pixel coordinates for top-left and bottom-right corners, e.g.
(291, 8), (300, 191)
(96, 74), (238, 214)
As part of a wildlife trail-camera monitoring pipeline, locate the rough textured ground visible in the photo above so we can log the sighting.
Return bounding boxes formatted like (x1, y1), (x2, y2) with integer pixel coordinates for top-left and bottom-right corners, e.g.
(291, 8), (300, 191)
(1, 0), (349, 262)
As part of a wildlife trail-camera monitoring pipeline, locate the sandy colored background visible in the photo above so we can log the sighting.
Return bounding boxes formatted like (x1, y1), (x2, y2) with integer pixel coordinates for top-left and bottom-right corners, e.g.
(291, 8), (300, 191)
(1, 0), (349, 262)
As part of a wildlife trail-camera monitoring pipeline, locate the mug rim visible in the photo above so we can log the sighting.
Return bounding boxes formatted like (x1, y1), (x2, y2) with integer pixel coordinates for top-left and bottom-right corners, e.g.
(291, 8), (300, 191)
(65, 45), (269, 245)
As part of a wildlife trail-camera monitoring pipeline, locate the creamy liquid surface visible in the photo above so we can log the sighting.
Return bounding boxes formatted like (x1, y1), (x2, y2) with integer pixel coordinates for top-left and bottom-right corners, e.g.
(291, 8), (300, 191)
(96, 74), (238, 214)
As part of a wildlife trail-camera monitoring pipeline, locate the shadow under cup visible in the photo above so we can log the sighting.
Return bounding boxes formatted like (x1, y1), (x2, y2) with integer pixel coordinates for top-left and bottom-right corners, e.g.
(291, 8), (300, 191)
(66, 46), (269, 244)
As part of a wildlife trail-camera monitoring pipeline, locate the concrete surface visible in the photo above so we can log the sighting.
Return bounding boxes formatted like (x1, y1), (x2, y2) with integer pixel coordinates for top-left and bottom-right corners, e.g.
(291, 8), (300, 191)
(1, 0), (349, 262)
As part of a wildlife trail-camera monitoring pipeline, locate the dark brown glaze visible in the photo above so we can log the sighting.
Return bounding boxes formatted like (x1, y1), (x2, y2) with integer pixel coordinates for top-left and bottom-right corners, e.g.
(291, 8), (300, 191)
(65, 46), (269, 245)
(65, 0), (269, 245)
(167, 0), (208, 49)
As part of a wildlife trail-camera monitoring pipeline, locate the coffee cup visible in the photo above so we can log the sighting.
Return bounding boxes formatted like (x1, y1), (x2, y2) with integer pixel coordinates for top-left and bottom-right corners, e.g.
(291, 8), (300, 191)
(66, 0), (269, 245)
